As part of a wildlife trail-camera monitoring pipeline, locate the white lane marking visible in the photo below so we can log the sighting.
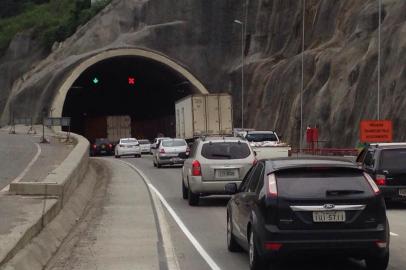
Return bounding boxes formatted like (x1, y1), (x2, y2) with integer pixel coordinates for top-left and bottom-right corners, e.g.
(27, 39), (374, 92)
(390, 232), (399, 236)
(123, 161), (222, 270)
(1, 143), (42, 192)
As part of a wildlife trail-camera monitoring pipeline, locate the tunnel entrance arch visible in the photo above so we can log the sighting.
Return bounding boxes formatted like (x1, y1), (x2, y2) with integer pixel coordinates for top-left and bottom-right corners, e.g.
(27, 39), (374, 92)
(54, 48), (209, 142)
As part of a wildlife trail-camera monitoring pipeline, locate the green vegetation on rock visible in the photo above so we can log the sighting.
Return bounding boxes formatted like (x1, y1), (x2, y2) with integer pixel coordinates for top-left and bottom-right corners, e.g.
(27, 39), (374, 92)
(0, 0), (111, 54)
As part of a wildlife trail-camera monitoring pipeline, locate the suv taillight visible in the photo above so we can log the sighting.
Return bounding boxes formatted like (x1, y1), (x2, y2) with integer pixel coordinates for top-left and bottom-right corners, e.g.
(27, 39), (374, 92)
(92, 144), (97, 149)
(364, 172), (381, 195)
(253, 158), (258, 166)
(267, 173), (277, 197)
(192, 160), (201, 176)
(375, 174), (386, 186)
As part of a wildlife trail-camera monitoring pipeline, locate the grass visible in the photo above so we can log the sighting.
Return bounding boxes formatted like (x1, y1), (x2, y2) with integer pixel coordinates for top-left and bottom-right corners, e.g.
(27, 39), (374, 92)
(0, 0), (111, 54)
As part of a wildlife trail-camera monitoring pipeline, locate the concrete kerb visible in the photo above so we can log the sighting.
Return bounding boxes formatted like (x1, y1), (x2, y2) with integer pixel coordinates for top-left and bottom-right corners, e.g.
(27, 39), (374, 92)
(0, 132), (90, 268)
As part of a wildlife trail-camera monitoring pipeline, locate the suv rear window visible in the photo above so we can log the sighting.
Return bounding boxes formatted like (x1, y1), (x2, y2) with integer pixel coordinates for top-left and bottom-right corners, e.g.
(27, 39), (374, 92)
(380, 149), (406, 170)
(201, 142), (251, 160)
(121, 139), (138, 144)
(276, 168), (372, 198)
(162, 139), (186, 147)
(246, 133), (278, 142)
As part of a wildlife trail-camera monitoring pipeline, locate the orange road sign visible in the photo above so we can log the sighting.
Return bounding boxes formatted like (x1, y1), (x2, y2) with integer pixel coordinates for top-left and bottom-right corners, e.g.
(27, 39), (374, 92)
(360, 120), (392, 143)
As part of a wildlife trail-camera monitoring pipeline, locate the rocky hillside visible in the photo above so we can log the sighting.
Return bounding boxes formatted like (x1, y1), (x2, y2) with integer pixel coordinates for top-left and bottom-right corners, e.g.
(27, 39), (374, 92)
(243, 0), (406, 147)
(0, 0), (405, 147)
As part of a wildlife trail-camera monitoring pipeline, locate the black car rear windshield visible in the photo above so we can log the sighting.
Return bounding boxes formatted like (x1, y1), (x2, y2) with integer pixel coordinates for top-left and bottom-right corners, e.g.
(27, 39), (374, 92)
(139, 140), (150, 144)
(162, 139), (186, 147)
(95, 138), (109, 144)
(380, 149), (406, 170)
(246, 133), (278, 142)
(201, 142), (251, 160)
(276, 168), (372, 198)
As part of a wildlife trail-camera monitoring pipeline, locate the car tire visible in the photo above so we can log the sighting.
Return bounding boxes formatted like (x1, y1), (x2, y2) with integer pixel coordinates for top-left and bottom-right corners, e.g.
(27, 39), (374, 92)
(227, 213), (242, 252)
(188, 186), (199, 206)
(182, 179), (188, 199)
(115, 154), (120, 158)
(249, 229), (268, 270)
(365, 252), (389, 270)
(157, 162), (162, 168)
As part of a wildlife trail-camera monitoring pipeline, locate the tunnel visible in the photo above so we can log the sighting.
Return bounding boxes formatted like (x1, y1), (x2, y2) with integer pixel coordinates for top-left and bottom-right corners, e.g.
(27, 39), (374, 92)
(60, 52), (205, 143)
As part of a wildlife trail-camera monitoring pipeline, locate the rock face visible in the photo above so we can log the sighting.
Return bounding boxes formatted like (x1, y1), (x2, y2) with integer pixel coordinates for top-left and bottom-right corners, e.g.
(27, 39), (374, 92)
(243, 0), (406, 147)
(0, 0), (405, 147)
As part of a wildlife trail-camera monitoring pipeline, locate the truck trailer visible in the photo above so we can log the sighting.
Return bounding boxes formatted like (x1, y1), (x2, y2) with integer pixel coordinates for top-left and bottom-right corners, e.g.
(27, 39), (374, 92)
(175, 94), (233, 140)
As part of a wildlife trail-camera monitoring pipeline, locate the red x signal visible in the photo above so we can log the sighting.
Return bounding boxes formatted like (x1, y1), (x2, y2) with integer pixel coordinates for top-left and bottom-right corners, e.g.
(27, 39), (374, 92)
(128, 77), (136, 85)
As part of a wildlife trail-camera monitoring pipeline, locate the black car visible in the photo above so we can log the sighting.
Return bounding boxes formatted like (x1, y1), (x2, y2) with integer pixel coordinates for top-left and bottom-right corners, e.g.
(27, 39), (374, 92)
(225, 158), (389, 270)
(90, 138), (114, 156)
(356, 143), (406, 201)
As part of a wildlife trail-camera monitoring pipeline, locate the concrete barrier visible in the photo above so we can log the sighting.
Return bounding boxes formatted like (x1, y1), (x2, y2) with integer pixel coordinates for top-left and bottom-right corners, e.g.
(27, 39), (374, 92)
(0, 132), (90, 269)
(10, 132), (89, 206)
(1, 159), (104, 270)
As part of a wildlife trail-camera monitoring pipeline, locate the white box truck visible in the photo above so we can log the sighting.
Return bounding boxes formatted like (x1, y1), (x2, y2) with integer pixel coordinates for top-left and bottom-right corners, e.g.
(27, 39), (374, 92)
(175, 94), (233, 140)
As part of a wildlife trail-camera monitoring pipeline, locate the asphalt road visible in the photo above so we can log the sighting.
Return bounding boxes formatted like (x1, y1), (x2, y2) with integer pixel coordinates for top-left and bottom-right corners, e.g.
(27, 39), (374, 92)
(0, 132), (38, 190)
(125, 155), (406, 270)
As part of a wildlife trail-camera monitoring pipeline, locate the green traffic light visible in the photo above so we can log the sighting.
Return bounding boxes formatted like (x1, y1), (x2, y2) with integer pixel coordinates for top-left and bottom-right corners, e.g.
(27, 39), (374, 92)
(92, 77), (99, 84)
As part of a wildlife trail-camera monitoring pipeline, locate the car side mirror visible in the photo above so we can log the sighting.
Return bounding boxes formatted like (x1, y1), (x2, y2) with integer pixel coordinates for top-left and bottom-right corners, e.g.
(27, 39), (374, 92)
(224, 183), (238, 195)
(254, 151), (257, 156)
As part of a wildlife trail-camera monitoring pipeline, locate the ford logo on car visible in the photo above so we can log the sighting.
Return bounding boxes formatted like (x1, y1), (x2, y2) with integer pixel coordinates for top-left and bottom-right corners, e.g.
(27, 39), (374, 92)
(323, 204), (335, 209)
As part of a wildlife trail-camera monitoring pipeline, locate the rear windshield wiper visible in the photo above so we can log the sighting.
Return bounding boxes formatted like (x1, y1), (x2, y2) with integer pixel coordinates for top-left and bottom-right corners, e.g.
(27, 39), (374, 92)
(326, 190), (364, 196)
(211, 154), (232, 158)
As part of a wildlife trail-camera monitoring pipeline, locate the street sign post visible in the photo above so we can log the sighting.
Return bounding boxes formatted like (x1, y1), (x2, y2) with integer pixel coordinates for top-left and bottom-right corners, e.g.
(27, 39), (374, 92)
(42, 117), (71, 142)
(9, 117), (35, 134)
(360, 120), (392, 143)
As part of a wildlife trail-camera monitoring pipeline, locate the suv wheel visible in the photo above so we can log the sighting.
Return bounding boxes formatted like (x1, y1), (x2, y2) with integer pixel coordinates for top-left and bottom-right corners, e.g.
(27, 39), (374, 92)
(157, 162), (162, 168)
(227, 214), (242, 252)
(182, 179), (188, 199)
(249, 230), (268, 270)
(365, 252), (389, 270)
(188, 186), (199, 206)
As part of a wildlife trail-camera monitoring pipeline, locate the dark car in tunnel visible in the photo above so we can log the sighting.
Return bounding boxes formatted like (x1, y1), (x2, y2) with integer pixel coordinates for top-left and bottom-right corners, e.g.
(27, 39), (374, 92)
(90, 138), (114, 156)
(225, 158), (389, 270)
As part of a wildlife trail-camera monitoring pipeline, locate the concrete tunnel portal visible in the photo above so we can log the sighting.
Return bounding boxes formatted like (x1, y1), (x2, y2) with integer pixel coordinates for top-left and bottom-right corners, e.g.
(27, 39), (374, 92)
(54, 49), (209, 143)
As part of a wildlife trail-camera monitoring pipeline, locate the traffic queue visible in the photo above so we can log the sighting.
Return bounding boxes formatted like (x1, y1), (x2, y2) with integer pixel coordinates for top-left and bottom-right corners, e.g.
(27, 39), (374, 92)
(148, 134), (403, 270)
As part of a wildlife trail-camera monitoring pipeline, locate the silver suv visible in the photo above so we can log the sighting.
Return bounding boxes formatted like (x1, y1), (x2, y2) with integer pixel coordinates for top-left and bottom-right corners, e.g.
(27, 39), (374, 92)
(153, 138), (189, 168)
(182, 137), (256, 206)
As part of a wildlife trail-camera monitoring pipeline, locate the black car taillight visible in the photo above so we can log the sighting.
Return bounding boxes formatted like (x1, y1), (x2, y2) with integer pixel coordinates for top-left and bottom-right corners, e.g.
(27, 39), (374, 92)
(364, 172), (381, 195)
(267, 173), (278, 198)
(375, 174), (386, 186)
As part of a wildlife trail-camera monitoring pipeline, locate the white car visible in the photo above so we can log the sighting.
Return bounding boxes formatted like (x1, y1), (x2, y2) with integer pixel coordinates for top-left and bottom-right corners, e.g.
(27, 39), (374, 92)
(115, 138), (141, 158)
(138, 139), (152, 154)
(153, 138), (189, 168)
